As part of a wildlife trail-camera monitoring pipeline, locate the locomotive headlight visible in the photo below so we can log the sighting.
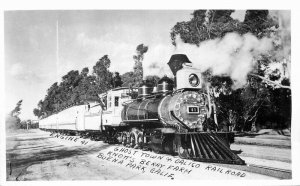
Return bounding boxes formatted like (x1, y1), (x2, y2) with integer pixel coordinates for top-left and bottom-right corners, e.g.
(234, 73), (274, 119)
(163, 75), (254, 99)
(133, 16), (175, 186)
(188, 74), (200, 87)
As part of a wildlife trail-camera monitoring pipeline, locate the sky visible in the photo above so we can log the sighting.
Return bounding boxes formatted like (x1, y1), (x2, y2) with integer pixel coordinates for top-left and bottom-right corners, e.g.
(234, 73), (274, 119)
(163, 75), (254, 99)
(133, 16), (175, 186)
(4, 10), (245, 120)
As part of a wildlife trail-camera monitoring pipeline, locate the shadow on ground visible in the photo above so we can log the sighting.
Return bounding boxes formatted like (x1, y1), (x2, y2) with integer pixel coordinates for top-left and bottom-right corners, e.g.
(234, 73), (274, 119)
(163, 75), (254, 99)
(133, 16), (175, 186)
(6, 134), (110, 181)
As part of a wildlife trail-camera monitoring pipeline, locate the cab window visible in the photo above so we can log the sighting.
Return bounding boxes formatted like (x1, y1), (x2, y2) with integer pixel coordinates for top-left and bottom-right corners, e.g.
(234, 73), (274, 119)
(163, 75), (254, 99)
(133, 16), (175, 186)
(114, 96), (119, 107)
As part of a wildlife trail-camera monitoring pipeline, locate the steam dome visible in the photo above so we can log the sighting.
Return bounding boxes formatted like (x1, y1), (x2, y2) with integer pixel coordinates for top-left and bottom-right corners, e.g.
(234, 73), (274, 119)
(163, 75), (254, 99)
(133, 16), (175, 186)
(157, 76), (174, 93)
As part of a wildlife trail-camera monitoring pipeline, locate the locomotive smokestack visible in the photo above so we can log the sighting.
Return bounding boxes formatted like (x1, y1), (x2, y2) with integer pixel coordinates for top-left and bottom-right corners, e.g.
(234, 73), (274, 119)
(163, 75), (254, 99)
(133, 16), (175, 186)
(167, 54), (192, 76)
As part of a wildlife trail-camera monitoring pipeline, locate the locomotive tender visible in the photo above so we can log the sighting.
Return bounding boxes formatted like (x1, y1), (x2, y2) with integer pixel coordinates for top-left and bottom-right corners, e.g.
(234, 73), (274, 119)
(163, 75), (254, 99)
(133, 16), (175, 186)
(39, 54), (245, 165)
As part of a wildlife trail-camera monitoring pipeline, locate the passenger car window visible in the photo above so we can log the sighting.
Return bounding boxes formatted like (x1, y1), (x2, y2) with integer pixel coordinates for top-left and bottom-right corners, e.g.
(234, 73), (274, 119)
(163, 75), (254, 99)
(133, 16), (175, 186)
(108, 95), (111, 108)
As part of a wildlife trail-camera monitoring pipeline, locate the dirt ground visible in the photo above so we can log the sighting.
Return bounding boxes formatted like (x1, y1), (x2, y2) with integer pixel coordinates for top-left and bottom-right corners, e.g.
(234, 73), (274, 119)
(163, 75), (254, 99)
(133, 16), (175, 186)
(6, 129), (291, 181)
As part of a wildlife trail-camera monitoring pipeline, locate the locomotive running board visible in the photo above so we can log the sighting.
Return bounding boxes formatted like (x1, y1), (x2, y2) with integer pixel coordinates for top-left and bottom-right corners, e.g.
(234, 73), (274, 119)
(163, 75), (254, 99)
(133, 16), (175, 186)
(175, 132), (245, 165)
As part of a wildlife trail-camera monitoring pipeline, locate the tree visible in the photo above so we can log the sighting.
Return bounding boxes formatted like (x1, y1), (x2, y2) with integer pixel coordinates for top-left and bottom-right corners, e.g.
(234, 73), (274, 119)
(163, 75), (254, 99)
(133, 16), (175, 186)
(10, 100), (22, 117)
(145, 75), (160, 87)
(6, 115), (21, 131)
(112, 72), (123, 88)
(33, 108), (41, 118)
(7, 100), (23, 130)
(93, 55), (113, 93)
(239, 80), (272, 131)
(171, 10), (277, 46)
(35, 56), (115, 117)
(80, 67), (89, 77)
(132, 44), (148, 87)
(121, 71), (135, 87)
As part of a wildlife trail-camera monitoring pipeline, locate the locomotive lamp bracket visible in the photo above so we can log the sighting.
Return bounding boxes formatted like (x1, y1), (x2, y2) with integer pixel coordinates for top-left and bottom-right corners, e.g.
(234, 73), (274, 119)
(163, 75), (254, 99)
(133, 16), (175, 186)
(172, 88), (202, 96)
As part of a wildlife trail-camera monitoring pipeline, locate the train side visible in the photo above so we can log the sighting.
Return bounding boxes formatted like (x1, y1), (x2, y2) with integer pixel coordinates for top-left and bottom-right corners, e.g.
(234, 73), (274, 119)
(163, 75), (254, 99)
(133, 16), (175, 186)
(84, 103), (102, 131)
(39, 102), (103, 135)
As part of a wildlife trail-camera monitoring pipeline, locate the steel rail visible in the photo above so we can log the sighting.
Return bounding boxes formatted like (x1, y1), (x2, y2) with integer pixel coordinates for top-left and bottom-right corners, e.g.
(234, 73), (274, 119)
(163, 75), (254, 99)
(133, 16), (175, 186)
(248, 163), (292, 174)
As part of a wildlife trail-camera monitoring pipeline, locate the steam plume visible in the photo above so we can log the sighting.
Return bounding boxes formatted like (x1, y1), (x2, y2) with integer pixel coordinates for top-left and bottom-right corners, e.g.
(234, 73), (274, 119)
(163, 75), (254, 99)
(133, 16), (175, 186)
(175, 33), (273, 88)
(143, 33), (273, 88)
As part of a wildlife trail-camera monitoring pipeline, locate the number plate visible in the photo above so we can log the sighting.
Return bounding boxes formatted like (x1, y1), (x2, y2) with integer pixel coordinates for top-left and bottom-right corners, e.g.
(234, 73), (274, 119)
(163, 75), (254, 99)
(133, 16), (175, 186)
(187, 106), (200, 114)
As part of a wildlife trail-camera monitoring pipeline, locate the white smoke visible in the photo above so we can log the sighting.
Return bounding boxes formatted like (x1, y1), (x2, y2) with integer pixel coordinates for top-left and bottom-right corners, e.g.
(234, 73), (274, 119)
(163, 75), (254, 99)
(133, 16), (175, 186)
(176, 33), (273, 88)
(143, 44), (174, 78)
(143, 32), (273, 88)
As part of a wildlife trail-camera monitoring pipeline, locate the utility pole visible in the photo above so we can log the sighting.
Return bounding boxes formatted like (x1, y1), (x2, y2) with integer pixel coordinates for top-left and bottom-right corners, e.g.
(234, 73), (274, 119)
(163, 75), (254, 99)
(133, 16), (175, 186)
(56, 20), (60, 83)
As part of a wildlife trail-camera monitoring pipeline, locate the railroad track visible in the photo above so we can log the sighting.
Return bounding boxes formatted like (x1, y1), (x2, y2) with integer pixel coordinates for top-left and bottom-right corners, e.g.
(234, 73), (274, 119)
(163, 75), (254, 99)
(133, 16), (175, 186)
(209, 161), (292, 179)
(238, 163), (292, 179)
(248, 163), (292, 174)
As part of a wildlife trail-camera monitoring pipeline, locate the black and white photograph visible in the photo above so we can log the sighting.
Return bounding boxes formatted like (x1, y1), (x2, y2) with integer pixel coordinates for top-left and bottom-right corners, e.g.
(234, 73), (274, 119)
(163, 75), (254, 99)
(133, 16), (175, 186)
(1, 1), (300, 185)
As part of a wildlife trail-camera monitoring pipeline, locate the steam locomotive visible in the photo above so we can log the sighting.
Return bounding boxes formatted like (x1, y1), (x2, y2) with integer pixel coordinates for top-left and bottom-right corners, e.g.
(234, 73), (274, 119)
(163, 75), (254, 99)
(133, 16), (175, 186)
(39, 54), (245, 165)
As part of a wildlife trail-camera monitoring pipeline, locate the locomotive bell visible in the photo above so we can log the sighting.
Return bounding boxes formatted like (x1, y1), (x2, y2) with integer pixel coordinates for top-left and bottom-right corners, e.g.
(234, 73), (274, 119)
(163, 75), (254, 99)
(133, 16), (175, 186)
(157, 75), (174, 93)
(167, 54), (192, 76)
(138, 81), (153, 98)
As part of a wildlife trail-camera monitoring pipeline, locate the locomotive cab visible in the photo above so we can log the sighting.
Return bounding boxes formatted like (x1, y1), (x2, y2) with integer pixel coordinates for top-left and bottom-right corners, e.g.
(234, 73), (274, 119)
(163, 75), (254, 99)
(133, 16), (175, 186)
(102, 87), (137, 127)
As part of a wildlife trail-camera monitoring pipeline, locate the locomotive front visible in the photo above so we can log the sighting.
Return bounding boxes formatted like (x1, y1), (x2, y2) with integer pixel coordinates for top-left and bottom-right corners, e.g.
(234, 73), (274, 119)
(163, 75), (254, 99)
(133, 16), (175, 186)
(159, 90), (208, 131)
(121, 54), (212, 132)
(158, 57), (210, 131)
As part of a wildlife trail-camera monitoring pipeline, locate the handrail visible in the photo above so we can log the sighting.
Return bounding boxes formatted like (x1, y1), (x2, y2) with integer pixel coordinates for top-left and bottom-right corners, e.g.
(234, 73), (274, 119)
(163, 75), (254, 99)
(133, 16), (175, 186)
(170, 111), (190, 130)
